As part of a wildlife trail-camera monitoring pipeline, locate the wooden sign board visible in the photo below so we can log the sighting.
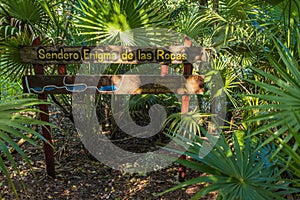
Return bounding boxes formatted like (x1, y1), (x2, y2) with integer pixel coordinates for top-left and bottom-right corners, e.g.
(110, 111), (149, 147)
(19, 37), (206, 179)
(22, 75), (204, 95)
(19, 46), (206, 64)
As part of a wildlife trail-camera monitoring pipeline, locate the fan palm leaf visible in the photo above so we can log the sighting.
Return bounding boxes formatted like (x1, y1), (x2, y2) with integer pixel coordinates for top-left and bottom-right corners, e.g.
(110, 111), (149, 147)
(244, 37), (300, 146)
(0, 95), (52, 199)
(74, 0), (169, 45)
(240, 34), (300, 183)
(156, 129), (299, 199)
(165, 111), (211, 139)
(0, 33), (32, 82)
(0, 0), (49, 37)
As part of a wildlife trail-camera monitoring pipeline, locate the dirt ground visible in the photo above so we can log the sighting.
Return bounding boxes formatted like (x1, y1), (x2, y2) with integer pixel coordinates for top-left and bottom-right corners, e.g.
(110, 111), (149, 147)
(0, 105), (217, 200)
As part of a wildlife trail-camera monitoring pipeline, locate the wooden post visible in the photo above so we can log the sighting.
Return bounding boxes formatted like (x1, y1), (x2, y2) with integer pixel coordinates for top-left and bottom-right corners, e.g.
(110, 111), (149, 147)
(32, 37), (55, 178)
(58, 64), (67, 75)
(178, 36), (193, 182)
(160, 64), (169, 76)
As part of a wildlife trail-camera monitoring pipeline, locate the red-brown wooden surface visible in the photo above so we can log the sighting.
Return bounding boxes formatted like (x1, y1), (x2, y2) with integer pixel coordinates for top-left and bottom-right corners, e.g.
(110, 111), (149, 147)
(32, 37), (55, 178)
(178, 36), (194, 182)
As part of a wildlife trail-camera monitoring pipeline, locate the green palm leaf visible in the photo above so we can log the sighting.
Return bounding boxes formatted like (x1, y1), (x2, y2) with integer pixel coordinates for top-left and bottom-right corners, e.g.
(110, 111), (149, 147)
(74, 0), (169, 45)
(244, 38), (300, 141)
(0, 0), (49, 36)
(0, 33), (33, 82)
(242, 35), (300, 182)
(156, 129), (298, 199)
(0, 95), (53, 199)
(165, 111), (211, 139)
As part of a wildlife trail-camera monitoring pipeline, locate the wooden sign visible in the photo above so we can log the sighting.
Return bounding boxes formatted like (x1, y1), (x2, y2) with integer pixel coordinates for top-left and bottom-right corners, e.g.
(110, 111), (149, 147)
(19, 37), (206, 179)
(22, 75), (204, 95)
(19, 46), (207, 64)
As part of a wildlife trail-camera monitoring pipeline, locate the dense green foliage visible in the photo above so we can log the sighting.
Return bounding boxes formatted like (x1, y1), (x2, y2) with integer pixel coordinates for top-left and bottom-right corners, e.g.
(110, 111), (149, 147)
(157, 131), (298, 199)
(0, 0), (300, 199)
(0, 96), (51, 199)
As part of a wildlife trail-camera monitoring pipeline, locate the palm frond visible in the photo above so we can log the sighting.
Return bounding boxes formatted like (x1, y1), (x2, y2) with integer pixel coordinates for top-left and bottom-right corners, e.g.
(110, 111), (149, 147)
(0, 94), (53, 199)
(244, 38), (300, 138)
(0, 0), (49, 37)
(74, 0), (170, 45)
(0, 33), (33, 82)
(156, 129), (299, 199)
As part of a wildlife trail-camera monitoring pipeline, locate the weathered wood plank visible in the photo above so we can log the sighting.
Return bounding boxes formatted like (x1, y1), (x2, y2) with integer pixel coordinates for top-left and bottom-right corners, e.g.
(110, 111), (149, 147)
(19, 46), (207, 64)
(22, 75), (204, 95)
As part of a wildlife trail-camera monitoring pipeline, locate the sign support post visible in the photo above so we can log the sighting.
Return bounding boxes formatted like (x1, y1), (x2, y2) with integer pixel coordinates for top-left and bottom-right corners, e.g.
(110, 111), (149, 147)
(178, 36), (193, 182)
(32, 37), (55, 178)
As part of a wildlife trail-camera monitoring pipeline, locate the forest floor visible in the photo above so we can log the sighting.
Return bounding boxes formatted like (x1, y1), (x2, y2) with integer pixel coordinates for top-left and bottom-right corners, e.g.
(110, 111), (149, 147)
(0, 104), (217, 200)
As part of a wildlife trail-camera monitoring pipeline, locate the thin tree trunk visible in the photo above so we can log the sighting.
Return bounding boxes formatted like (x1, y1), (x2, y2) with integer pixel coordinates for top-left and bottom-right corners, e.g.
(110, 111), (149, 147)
(199, 0), (208, 7)
(212, 0), (219, 13)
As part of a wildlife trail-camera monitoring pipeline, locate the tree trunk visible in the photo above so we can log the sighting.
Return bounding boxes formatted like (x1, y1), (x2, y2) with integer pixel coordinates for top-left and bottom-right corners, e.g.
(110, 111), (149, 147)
(199, 0), (208, 7)
(212, 0), (219, 13)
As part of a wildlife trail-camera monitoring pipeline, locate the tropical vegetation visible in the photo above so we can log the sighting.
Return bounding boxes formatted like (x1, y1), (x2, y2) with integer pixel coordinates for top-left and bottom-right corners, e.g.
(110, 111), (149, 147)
(0, 0), (299, 199)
